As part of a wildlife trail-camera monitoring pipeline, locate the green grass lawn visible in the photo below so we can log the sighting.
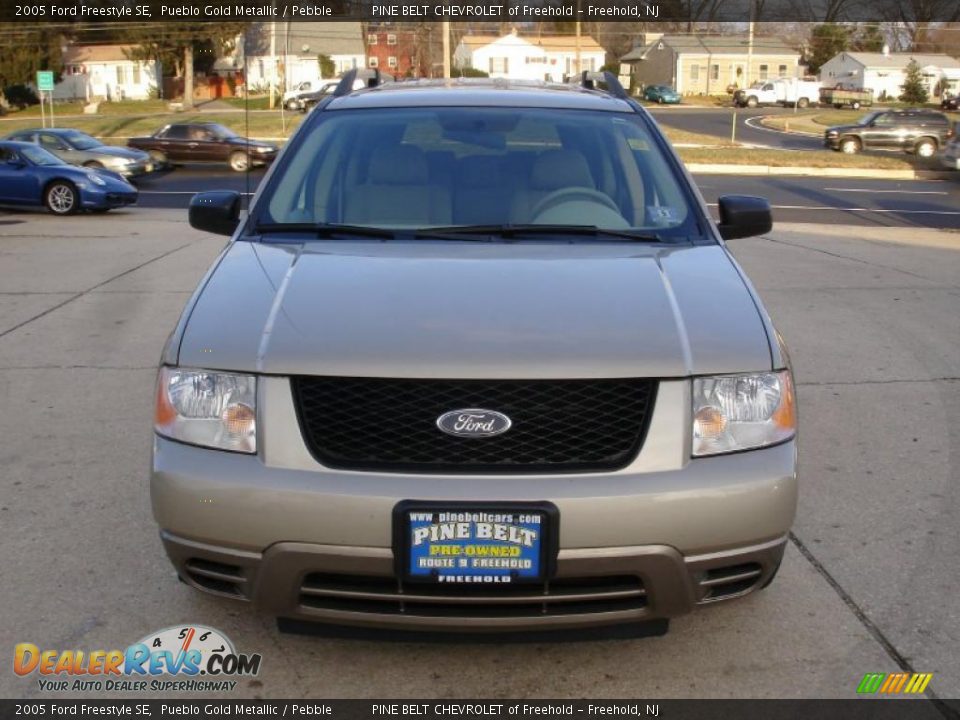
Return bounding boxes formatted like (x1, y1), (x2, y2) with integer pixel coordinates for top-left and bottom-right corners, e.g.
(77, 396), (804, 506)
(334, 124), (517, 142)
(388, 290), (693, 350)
(677, 146), (926, 170)
(0, 111), (303, 141)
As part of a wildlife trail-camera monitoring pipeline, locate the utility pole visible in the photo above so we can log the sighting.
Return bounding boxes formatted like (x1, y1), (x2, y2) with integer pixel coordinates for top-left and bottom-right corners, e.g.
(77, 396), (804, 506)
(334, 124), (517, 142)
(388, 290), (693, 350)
(442, 20), (450, 79)
(269, 16), (276, 109)
(575, 20), (582, 77)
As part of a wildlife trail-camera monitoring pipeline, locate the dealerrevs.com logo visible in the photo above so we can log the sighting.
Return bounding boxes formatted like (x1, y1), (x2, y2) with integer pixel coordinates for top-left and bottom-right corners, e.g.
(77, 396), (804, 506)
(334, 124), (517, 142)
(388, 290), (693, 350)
(14, 625), (261, 693)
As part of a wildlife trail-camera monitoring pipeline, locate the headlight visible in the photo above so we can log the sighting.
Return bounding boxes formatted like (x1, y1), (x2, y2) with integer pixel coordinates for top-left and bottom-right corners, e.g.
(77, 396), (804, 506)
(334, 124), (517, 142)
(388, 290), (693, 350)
(88, 173), (106, 186)
(692, 370), (796, 456)
(826, 130), (838, 136)
(154, 367), (256, 453)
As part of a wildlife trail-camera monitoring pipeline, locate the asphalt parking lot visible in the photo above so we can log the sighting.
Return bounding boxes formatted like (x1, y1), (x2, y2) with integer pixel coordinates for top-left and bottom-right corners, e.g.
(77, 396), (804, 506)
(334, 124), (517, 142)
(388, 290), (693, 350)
(0, 208), (958, 700)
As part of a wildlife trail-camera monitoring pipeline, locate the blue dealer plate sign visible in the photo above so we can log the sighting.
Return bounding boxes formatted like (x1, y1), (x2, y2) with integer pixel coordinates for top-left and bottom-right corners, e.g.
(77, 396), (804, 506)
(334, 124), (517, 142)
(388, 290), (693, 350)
(401, 506), (553, 584)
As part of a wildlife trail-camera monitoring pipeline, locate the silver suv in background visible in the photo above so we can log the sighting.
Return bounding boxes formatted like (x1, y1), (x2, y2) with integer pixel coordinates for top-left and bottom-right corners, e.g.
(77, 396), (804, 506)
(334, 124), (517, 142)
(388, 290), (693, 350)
(152, 71), (797, 637)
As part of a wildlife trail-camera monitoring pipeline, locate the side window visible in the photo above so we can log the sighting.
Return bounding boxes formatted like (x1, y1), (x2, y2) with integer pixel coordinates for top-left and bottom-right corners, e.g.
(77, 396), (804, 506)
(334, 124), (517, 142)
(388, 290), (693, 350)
(874, 114), (893, 126)
(0, 147), (14, 162)
(164, 126), (190, 140)
(40, 134), (66, 150)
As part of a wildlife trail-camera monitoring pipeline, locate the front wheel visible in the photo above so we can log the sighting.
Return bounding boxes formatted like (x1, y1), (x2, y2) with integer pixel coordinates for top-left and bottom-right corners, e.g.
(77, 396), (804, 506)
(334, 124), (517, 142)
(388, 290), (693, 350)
(229, 151), (249, 172)
(285, 99), (299, 111)
(840, 137), (861, 154)
(915, 139), (937, 158)
(45, 181), (78, 215)
(797, 97), (809, 108)
(746, 96), (758, 108)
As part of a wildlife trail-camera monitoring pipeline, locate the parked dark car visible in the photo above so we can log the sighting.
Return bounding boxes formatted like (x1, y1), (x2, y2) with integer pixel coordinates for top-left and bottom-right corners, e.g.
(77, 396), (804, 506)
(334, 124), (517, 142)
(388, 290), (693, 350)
(942, 95), (959, 111)
(5, 128), (153, 178)
(824, 109), (954, 157)
(0, 141), (137, 215)
(127, 123), (278, 172)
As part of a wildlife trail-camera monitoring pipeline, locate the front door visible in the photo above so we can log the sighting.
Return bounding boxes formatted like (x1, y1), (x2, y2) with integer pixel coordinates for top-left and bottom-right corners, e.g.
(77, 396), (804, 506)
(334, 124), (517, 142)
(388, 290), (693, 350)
(38, 133), (78, 165)
(0, 149), (40, 203)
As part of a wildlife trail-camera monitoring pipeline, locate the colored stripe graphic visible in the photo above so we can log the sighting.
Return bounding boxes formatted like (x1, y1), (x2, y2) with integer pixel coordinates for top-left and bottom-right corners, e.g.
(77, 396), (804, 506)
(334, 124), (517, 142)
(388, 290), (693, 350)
(857, 672), (933, 694)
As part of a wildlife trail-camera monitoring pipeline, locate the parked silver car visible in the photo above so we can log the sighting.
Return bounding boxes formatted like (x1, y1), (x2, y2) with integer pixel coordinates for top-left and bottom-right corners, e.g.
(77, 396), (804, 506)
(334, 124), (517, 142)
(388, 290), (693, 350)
(152, 71), (797, 636)
(5, 128), (154, 178)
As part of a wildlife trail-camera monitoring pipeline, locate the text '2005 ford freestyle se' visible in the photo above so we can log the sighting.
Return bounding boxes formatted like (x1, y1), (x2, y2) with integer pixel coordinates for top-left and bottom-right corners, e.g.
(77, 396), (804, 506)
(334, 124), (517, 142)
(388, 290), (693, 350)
(152, 71), (797, 637)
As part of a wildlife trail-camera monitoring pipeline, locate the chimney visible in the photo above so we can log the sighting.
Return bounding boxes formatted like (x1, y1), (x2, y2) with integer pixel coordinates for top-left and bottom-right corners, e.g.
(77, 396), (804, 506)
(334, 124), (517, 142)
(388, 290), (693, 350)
(643, 32), (664, 48)
(882, 44), (889, 57)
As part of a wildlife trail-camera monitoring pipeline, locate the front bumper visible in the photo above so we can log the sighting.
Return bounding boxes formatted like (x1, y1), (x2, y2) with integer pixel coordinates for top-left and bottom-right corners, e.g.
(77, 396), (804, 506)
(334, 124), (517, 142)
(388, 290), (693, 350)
(80, 188), (138, 209)
(151, 378), (797, 631)
(161, 531), (787, 632)
(824, 135), (841, 150)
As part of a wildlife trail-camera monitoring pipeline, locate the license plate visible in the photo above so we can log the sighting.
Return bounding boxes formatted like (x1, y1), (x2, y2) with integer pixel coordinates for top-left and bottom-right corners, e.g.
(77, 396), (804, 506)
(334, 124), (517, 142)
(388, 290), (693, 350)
(395, 502), (557, 585)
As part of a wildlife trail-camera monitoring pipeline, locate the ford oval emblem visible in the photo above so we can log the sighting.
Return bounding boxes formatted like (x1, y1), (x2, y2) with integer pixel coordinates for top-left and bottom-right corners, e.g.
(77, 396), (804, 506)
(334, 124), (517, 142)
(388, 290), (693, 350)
(436, 409), (512, 438)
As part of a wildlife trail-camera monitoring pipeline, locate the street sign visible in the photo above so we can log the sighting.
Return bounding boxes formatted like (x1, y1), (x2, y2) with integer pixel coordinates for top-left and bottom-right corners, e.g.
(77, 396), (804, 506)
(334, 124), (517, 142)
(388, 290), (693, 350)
(36, 71), (54, 92)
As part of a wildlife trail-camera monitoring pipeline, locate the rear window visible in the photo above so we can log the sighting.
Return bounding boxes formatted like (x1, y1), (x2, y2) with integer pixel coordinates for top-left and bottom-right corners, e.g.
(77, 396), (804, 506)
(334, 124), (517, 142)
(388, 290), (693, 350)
(161, 125), (190, 139)
(257, 106), (702, 239)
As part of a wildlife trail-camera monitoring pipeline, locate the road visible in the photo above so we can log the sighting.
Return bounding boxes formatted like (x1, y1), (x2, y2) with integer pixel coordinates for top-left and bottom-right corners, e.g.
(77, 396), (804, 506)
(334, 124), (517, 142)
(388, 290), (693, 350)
(132, 165), (960, 230)
(649, 105), (826, 150)
(0, 209), (958, 701)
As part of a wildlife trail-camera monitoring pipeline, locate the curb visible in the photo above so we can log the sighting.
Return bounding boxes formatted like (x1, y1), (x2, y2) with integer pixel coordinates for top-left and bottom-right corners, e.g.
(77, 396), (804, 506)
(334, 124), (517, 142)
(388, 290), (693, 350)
(685, 163), (954, 180)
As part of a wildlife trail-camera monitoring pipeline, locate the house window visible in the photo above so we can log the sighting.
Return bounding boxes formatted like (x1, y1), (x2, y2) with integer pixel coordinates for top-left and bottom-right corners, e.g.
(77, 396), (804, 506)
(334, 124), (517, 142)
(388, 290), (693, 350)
(690, 65), (700, 81)
(778, 64), (788, 77)
(368, 56), (379, 68)
(116, 66), (125, 85)
(759, 64), (769, 80)
(368, 35), (377, 45)
(711, 64), (719, 81)
(490, 57), (508, 74)
(388, 56), (398, 68)
(132, 64), (141, 84)
(387, 34), (397, 46)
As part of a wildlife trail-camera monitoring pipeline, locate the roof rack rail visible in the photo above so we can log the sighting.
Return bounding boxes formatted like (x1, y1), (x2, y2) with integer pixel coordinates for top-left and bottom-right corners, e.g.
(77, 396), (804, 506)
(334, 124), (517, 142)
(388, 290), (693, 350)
(579, 71), (630, 100)
(333, 68), (394, 97)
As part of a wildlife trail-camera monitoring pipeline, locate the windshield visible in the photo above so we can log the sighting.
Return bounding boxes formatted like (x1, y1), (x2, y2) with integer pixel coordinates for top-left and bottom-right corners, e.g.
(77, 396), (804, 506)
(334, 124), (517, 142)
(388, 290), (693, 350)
(256, 106), (702, 240)
(857, 112), (881, 125)
(62, 131), (101, 150)
(20, 145), (64, 166)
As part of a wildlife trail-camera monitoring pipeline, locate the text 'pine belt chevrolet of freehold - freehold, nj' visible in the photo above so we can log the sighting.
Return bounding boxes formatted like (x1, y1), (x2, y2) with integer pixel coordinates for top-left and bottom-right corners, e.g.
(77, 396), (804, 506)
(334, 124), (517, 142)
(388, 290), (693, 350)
(150, 69), (798, 637)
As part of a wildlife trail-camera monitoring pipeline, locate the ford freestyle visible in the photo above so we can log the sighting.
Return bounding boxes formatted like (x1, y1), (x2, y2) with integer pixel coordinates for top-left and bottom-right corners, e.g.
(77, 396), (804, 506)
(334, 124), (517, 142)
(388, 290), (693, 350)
(152, 71), (797, 636)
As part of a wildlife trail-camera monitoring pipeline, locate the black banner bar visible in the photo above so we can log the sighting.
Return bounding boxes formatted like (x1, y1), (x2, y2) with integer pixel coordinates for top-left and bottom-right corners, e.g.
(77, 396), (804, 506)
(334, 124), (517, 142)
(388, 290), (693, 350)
(2, 0), (959, 22)
(2, 700), (959, 720)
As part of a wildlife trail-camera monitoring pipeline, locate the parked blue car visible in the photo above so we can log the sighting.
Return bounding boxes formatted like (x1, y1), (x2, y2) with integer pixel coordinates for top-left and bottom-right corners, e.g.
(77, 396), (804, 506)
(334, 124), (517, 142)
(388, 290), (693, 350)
(0, 141), (137, 215)
(643, 85), (682, 104)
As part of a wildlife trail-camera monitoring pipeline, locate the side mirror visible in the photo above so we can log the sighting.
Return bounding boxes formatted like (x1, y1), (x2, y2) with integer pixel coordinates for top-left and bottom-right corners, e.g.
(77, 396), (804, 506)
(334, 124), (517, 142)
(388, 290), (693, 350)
(717, 195), (772, 240)
(189, 190), (241, 236)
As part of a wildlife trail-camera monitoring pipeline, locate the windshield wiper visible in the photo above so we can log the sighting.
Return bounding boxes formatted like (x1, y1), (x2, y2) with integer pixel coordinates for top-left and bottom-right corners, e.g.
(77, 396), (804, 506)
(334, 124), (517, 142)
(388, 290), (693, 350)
(255, 223), (396, 239)
(415, 224), (663, 242)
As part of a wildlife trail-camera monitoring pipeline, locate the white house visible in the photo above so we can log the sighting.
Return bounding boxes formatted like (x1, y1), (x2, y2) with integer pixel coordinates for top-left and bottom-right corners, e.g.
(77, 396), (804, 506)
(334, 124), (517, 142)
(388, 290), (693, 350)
(218, 22), (365, 92)
(55, 45), (160, 101)
(819, 50), (960, 101)
(454, 31), (606, 81)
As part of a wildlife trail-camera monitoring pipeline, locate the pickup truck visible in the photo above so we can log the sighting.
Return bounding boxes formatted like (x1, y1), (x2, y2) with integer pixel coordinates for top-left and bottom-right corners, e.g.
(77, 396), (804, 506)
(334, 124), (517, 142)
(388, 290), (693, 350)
(734, 79), (821, 108)
(819, 86), (873, 110)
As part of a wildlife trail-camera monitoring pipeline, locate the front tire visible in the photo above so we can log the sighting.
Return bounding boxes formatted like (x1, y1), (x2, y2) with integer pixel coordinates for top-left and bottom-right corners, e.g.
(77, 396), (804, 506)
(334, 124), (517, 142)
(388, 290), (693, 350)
(285, 99), (299, 111)
(914, 139), (937, 158)
(45, 181), (78, 215)
(797, 97), (809, 108)
(746, 96), (758, 108)
(840, 137), (861, 154)
(229, 151), (249, 172)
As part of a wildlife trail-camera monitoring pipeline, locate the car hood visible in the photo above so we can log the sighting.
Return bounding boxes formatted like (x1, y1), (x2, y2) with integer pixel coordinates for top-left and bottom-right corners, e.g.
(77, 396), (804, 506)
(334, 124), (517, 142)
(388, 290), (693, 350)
(176, 241), (773, 378)
(825, 123), (864, 133)
(228, 137), (276, 149)
(89, 145), (149, 160)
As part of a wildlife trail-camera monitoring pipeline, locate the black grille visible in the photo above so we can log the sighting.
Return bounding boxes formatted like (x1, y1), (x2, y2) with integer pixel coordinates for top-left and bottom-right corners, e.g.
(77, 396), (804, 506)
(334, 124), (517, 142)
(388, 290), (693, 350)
(299, 572), (647, 617)
(291, 377), (657, 473)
